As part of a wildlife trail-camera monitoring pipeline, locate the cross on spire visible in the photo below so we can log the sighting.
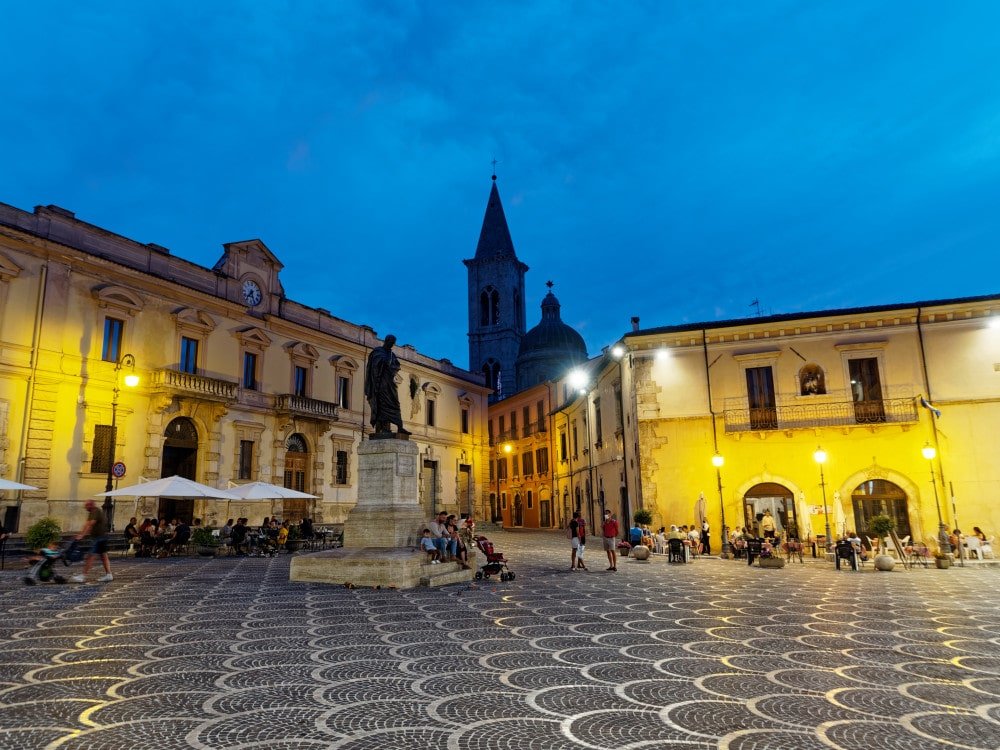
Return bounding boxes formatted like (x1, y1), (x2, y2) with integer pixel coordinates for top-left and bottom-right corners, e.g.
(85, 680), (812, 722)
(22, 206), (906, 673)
(546, 280), (554, 290)
(491, 157), (500, 181)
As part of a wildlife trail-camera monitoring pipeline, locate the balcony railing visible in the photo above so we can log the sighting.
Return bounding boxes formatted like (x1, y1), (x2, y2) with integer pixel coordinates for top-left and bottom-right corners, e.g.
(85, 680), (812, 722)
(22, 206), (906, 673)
(724, 397), (918, 433)
(276, 394), (339, 420)
(151, 369), (238, 401)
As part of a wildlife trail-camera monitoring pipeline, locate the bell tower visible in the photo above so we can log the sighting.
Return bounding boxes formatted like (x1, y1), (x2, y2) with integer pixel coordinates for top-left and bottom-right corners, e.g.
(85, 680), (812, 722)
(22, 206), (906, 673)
(463, 175), (527, 402)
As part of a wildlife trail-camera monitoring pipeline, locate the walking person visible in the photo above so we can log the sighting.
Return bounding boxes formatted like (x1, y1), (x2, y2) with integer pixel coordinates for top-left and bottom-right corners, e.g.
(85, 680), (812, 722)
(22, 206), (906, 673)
(701, 520), (711, 555)
(568, 511), (588, 570)
(71, 499), (113, 583)
(602, 509), (620, 571)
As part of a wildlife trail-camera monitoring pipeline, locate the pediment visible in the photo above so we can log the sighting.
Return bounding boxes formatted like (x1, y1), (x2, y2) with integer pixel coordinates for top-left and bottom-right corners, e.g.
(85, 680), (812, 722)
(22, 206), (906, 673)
(233, 326), (273, 350)
(93, 285), (144, 315)
(329, 355), (359, 372)
(286, 341), (320, 361)
(173, 307), (217, 334)
(0, 252), (22, 282)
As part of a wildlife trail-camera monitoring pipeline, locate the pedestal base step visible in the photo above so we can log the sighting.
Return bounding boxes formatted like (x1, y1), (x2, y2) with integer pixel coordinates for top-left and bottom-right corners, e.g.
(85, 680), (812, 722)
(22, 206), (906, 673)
(289, 547), (474, 589)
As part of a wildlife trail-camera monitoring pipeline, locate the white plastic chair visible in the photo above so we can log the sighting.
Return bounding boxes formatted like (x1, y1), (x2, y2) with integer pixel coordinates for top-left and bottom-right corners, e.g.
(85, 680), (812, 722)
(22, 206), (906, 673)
(982, 537), (995, 559)
(964, 536), (982, 559)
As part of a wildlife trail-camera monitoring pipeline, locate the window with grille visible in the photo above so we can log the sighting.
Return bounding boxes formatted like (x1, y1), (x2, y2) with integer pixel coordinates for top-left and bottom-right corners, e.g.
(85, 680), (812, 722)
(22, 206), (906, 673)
(335, 450), (348, 485)
(238, 440), (254, 480)
(91, 425), (115, 473)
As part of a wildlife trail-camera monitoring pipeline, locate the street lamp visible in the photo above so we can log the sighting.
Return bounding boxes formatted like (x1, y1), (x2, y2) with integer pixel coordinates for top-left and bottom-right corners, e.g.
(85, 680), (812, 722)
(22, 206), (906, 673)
(813, 446), (831, 551)
(104, 353), (139, 529)
(712, 453), (731, 558)
(921, 442), (951, 557)
(494, 442), (512, 525)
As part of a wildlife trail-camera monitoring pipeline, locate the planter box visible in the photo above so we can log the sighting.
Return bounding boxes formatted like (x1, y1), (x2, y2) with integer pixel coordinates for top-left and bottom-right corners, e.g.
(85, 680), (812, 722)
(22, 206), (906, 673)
(759, 557), (785, 568)
(935, 557), (951, 569)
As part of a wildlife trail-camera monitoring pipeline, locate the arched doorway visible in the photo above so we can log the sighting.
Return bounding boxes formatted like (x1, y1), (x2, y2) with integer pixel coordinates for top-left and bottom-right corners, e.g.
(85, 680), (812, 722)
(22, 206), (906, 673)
(513, 493), (523, 526)
(851, 479), (911, 544)
(744, 482), (799, 538)
(283, 434), (310, 522)
(160, 417), (198, 522)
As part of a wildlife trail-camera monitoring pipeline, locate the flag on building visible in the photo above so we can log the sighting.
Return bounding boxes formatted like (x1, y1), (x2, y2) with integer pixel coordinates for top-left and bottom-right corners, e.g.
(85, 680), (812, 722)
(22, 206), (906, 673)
(920, 396), (942, 419)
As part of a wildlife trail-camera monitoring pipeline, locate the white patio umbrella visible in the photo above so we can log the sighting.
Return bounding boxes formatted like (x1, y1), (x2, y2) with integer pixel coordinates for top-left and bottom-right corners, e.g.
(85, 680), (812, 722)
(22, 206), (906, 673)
(0, 478), (38, 491)
(95, 475), (238, 499)
(224, 481), (317, 500)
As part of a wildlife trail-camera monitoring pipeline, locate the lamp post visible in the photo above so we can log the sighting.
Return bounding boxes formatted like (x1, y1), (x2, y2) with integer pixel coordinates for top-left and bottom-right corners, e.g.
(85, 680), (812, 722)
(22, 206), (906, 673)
(922, 442), (952, 558)
(813, 446), (831, 551)
(104, 353), (139, 529)
(495, 442), (512, 525)
(711, 453), (731, 558)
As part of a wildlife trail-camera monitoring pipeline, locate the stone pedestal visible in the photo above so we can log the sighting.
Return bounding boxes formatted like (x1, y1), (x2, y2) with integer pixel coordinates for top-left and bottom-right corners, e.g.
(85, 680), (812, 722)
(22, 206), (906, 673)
(291, 438), (472, 589)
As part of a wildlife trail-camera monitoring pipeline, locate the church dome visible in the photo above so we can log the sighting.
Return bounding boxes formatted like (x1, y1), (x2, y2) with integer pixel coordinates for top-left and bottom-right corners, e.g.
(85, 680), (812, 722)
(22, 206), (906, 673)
(515, 287), (587, 390)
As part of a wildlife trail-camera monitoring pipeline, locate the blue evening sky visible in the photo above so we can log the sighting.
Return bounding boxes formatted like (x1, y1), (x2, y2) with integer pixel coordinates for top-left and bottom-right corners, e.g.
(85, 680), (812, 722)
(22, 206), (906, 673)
(2, 1), (999, 366)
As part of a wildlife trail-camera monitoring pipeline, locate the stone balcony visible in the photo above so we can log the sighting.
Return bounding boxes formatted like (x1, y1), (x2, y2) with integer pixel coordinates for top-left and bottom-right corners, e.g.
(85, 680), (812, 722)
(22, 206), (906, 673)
(150, 369), (238, 403)
(723, 392), (919, 433)
(275, 393), (339, 421)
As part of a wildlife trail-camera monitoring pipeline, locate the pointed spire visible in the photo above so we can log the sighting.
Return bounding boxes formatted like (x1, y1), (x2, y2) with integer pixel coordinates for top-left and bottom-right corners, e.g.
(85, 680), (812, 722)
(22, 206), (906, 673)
(473, 178), (517, 261)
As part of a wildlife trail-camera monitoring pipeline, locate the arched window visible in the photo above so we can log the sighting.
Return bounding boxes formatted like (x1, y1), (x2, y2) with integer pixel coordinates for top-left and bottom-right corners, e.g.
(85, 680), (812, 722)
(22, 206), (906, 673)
(479, 289), (491, 326)
(851, 479), (911, 541)
(490, 289), (500, 325)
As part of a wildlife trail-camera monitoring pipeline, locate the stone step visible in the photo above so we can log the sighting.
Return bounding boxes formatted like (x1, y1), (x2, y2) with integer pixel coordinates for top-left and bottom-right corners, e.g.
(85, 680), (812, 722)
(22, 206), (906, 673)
(420, 567), (475, 587)
(419, 560), (475, 587)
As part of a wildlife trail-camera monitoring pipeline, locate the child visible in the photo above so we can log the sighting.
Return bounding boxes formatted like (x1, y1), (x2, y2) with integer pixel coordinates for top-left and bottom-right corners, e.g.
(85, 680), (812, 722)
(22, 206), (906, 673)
(420, 529), (440, 563)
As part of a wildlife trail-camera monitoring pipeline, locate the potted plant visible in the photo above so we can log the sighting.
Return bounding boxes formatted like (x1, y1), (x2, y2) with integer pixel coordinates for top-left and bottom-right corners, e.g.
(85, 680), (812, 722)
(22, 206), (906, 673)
(191, 526), (218, 557)
(25, 517), (61, 551)
(934, 549), (952, 569)
(869, 515), (896, 571)
(630, 508), (654, 561)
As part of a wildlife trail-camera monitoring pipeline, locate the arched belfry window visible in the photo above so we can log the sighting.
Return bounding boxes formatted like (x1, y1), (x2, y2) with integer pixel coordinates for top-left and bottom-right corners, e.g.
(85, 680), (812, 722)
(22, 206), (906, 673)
(482, 359), (502, 400)
(480, 286), (501, 326)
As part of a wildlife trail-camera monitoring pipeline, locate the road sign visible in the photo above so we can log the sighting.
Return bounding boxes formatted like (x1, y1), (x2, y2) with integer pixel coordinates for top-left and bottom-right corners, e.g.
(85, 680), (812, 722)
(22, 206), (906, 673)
(111, 462), (127, 479)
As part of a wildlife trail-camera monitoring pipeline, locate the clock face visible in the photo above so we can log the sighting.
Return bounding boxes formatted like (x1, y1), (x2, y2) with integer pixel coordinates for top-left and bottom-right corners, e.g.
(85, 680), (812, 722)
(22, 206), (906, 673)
(242, 280), (262, 307)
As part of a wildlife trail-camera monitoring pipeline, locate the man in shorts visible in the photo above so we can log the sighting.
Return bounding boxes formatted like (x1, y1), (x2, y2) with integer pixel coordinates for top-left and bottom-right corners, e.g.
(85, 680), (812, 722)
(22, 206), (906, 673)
(71, 499), (113, 583)
(602, 509), (620, 571)
(568, 511), (587, 570)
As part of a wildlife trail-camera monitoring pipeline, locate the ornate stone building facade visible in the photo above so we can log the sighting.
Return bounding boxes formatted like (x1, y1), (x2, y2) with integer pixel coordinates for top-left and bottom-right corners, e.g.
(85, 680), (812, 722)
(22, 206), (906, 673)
(610, 297), (1000, 551)
(0, 202), (489, 531)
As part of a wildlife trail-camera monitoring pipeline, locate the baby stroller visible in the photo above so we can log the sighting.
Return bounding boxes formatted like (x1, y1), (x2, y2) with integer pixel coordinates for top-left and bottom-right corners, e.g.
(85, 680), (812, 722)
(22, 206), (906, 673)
(473, 535), (515, 582)
(24, 540), (84, 585)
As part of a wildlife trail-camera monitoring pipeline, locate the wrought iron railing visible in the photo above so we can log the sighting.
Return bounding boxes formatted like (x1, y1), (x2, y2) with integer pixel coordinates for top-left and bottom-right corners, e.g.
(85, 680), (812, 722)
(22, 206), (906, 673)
(275, 394), (339, 419)
(151, 369), (238, 400)
(724, 397), (918, 432)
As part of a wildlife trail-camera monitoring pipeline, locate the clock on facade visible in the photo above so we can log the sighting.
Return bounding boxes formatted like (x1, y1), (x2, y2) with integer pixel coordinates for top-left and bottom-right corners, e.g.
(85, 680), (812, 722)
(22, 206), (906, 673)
(241, 279), (263, 307)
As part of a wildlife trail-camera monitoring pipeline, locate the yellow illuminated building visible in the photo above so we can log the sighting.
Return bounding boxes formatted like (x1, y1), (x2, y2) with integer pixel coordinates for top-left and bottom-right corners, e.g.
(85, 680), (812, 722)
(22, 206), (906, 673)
(0, 202), (489, 532)
(614, 297), (1000, 551)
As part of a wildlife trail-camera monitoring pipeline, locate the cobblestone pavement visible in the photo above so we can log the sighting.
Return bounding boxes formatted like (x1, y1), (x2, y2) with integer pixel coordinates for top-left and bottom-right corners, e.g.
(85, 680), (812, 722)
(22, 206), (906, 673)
(0, 531), (998, 750)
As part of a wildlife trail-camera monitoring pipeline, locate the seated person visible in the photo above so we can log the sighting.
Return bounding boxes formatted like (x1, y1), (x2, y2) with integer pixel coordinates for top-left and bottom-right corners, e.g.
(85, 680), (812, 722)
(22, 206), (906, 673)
(231, 518), (248, 556)
(640, 525), (654, 548)
(277, 520), (289, 550)
(629, 523), (643, 547)
(420, 529), (440, 563)
(948, 529), (961, 553)
(653, 527), (667, 554)
(168, 519), (191, 555)
(300, 517), (314, 543)
(123, 517), (140, 548)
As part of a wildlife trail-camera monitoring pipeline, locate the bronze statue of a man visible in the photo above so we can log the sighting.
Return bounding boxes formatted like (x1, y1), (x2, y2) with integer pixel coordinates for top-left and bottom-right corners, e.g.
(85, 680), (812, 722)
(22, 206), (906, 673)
(364, 334), (410, 436)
